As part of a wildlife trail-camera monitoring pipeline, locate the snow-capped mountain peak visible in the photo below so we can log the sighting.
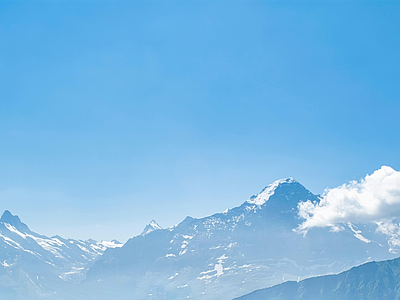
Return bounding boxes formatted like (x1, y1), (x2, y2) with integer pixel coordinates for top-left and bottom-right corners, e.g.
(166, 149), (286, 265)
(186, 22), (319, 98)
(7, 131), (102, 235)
(140, 219), (162, 236)
(0, 209), (124, 295)
(246, 177), (296, 206)
(82, 178), (398, 300)
(0, 210), (31, 233)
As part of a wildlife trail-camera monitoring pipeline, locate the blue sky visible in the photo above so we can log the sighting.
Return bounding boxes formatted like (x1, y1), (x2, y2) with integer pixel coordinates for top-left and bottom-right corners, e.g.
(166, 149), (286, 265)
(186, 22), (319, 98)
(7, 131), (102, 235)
(1, 1), (399, 242)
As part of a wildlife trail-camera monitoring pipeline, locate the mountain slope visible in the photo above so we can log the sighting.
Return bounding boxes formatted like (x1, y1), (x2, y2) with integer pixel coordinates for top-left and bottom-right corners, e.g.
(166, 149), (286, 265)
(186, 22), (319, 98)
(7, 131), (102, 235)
(84, 178), (397, 300)
(234, 256), (400, 300)
(0, 210), (122, 299)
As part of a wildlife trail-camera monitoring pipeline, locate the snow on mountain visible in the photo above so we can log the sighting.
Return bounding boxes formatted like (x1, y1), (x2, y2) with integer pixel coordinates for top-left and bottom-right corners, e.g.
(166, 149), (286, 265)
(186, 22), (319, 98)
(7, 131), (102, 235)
(246, 178), (295, 206)
(0, 210), (120, 299)
(99, 240), (123, 249)
(84, 178), (397, 300)
(1, 178), (399, 300)
(140, 219), (162, 236)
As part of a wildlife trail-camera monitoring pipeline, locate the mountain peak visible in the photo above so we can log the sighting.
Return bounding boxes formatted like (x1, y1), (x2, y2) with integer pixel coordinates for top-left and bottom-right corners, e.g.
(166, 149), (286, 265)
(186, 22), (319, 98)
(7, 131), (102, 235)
(246, 177), (296, 206)
(1, 210), (13, 221)
(140, 219), (162, 236)
(149, 219), (160, 227)
(0, 210), (30, 232)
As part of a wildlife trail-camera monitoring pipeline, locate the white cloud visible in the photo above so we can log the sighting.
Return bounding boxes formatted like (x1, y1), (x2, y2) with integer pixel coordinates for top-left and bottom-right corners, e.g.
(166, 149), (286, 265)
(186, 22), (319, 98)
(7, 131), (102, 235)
(296, 166), (400, 234)
(375, 221), (400, 253)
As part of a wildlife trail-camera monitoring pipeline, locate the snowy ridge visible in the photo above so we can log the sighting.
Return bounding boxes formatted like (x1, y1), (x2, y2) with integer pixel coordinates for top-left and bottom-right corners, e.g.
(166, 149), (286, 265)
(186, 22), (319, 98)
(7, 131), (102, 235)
(100, 240), (123, 249)
(246, 177), (295, 206)
(0, 209), (122, 298)
(86, 177), (399, 300)
(1, 178), (398, 300)
(140, 219), (162, 236)
(0, 219), (120, 263)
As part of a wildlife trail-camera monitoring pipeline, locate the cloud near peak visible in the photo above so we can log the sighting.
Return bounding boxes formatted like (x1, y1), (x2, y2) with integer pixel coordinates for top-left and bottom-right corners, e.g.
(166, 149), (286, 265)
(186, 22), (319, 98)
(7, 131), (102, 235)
(297, 166), (400, 234)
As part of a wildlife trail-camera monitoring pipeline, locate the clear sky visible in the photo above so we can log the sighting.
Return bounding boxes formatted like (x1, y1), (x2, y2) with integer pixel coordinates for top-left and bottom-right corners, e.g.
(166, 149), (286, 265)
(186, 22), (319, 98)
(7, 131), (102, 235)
(1, 0), (399, 242)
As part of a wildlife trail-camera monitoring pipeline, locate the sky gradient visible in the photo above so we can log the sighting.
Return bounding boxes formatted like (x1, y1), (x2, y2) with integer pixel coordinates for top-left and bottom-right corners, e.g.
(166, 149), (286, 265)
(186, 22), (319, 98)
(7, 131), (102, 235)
(1, 1), (400, 242)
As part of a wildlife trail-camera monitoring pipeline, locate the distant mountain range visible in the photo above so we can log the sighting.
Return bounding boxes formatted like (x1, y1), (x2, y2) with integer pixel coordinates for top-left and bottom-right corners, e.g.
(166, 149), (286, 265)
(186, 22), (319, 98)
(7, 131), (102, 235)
(0, 178), (398, 299)
(0, 210), (121, 299)
(83, 178), (397, 300)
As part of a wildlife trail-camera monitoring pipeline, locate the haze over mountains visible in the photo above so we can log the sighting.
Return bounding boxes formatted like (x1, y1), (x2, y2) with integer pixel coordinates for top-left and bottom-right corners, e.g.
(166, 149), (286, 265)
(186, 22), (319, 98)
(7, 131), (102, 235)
(83, 177), (398, 300)
(1, 169), (400, 299)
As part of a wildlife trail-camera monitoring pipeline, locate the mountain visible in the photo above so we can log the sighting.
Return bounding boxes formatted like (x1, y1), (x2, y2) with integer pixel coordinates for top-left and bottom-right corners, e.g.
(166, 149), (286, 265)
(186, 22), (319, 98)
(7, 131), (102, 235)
(234, 256), (400, 300)
(0, 210), (122, 299)
(83, 178), (397, 300)
(1, 178), (398, 300)
(141, 220), (162, 236)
